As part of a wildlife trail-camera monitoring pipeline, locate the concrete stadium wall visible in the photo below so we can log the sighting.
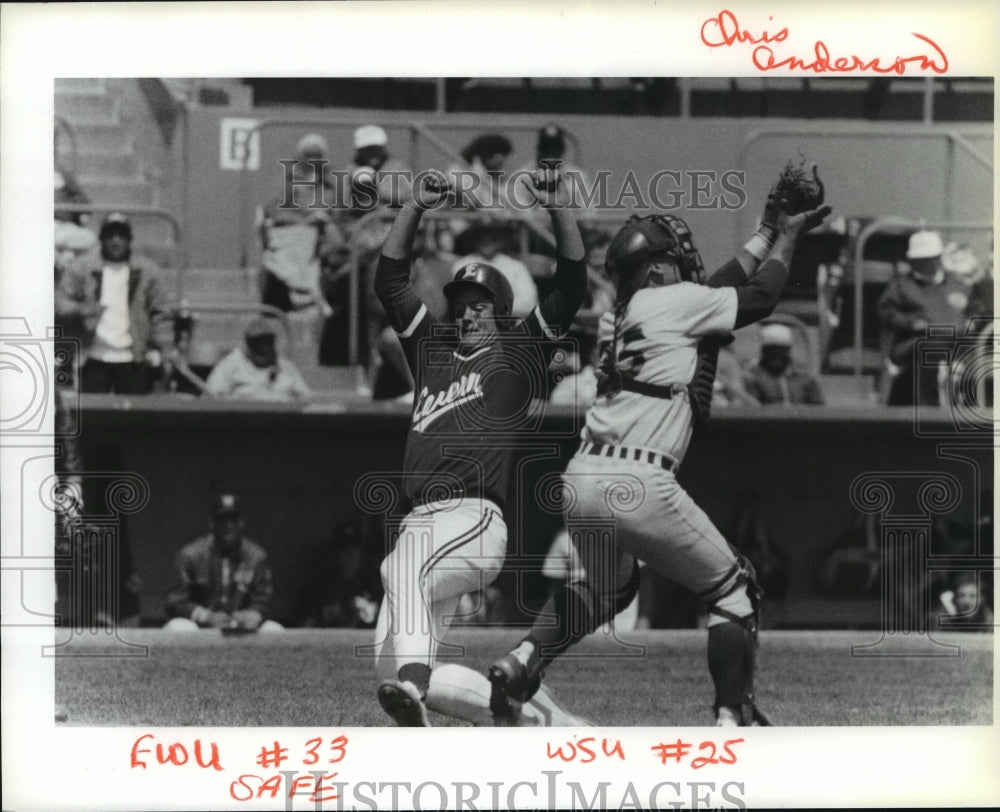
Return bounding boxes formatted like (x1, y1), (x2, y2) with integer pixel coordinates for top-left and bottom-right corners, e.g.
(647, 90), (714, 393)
(75, 397), (992, 627)
(181, 107), (993, 274)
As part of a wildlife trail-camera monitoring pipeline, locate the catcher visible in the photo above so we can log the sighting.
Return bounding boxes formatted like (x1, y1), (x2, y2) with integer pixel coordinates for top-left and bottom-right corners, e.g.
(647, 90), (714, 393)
(489, 161), (830, 727)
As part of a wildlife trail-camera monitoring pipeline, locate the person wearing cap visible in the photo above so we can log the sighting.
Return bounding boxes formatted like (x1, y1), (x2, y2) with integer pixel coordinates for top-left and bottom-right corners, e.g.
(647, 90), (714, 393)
(878, 229), (969, 406)
(203, 316), (311, 401)
(55, 212), (175, 394)
(343, 124), (411, 217)
(448, 132), (514, 210)
(164, 494), (282, 632)
(516, 124), (590, 208)
(743, 322), (824, 405)
(259, 132), (349, 314)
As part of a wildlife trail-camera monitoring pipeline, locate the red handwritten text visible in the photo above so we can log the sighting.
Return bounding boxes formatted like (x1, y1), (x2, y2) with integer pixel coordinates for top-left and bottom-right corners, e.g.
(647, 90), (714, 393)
(130, 734), (223, 771)
(701, 9), (788, 48)
(546, 737), (626, 762)
(650, 737), (744, 768)
(229, 772), (339, 803)
(700, 9), (948, 75)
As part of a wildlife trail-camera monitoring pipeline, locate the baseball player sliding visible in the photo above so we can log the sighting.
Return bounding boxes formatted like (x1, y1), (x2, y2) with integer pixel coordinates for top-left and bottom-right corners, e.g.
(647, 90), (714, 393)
(371, 168), (589, 726)
(489, 164), (831, 727)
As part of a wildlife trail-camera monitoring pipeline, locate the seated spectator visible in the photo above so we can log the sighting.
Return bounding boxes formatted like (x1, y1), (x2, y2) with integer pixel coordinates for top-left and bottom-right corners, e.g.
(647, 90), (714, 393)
(878, 230), (968, 406)
(712, 346), (759, 408)
(164, 494), (282, 631)
(452, 223), (538, 317)
(744, 323), (824, 405)
(259, 134), (346, 313)
(297, 515), (383, 628)
(449, 133), (514, 211)
(55, 213), (175, 394)
(204, 317), (312, 401)
(516, 124), (590, 207)
(344, 124), (410, 218)
(933, 573), (994, 631)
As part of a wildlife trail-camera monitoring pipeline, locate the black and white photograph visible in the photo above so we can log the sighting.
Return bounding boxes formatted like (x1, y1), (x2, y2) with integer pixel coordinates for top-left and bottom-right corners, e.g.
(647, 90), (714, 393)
(2, 2), (997, 810)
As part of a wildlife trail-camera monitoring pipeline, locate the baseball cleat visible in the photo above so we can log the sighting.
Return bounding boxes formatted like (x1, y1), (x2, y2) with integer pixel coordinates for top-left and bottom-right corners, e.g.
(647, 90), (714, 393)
(377, 679), (431, 727)
(715, 707), (741, 727)
(488, 652), (541, 725)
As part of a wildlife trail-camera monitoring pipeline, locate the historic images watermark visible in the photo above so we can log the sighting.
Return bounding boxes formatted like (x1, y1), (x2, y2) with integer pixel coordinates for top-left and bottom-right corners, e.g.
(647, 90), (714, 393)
(278, 162), (750, 213)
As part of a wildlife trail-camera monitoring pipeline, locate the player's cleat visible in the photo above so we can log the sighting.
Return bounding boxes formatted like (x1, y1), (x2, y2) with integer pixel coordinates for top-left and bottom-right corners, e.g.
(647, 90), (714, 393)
(377, 679), (431, 727)
(488, 651), (542, 725)
(715, 706), (741, 727)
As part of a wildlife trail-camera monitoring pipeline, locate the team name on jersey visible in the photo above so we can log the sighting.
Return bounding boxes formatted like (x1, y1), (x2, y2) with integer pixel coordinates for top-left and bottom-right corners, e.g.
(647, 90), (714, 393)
(412, 372), (484, 432)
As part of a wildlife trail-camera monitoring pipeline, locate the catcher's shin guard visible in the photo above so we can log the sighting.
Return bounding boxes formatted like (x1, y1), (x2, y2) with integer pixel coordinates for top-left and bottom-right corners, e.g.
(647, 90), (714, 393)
(707, 554), (772, 726)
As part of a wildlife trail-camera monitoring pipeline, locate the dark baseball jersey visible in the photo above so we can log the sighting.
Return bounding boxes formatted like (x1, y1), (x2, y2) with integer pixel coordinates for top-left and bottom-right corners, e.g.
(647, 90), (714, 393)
(375, 254), (585, 510)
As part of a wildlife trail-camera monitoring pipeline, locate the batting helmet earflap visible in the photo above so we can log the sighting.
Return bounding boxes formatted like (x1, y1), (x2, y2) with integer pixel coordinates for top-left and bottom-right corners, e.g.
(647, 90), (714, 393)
(444, 263), (515, 318)
(605, 214), (705, 298)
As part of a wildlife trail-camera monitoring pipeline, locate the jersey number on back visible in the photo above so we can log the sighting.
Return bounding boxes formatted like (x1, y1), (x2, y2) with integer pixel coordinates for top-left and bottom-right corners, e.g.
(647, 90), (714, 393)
(596, 325), (646, 397)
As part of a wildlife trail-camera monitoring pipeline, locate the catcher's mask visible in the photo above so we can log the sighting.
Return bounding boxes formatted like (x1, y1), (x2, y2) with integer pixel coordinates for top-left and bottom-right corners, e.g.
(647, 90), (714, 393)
(605, 214), (706, 300)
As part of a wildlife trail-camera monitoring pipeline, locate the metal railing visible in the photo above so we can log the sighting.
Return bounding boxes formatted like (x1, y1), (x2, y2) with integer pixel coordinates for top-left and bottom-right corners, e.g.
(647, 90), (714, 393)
(737, 126), (993, 241)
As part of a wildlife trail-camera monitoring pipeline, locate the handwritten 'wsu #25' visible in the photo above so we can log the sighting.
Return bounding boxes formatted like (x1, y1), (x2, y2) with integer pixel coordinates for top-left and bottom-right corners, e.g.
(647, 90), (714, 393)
(700, 9), (948, 74)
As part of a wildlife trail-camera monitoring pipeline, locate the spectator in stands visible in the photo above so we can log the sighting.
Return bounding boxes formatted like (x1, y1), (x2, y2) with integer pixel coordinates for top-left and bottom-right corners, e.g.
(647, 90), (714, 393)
(164, 494), (282, 632)
(260, 134), (347, 313)
(345, 124), (411, 217)
(320, 125), (412, 372)
(450, 133), (514, 210)
(713, 346), (759, 408)
(878, 230), (969, 406)
(744, 322), (824, 405)
(204, 317), (312, 401)
(933, 573), (994, 631)
(55, 212), (175, 394)
(55, 223), (96, 281)
(452, 222), (538, 316)
(517, 124), (590, 206)
(311, 518), (384, 628)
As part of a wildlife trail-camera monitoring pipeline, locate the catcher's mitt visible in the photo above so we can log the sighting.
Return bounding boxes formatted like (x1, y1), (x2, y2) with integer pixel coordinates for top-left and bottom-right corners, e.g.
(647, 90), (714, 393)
(772, 158), (824, 216)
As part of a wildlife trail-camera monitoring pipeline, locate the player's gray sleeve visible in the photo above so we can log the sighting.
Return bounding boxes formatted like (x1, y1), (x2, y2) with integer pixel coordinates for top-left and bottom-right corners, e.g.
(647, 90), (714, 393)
(374, 254), (425, 334)
(733, 258), (789, 328)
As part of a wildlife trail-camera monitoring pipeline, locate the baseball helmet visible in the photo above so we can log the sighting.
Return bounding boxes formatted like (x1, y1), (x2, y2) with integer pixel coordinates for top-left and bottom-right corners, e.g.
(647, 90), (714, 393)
(443, 263), (514, 318)
(605, 214), (705, 299)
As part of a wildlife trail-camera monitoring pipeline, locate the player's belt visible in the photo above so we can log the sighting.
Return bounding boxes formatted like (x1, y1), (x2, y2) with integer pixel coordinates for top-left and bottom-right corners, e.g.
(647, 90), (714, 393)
(579, 440), (679, 474)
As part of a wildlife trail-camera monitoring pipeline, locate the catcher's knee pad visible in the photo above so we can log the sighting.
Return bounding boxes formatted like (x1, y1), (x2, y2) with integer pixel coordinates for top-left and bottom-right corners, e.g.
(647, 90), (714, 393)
(706, 549), (763, 632)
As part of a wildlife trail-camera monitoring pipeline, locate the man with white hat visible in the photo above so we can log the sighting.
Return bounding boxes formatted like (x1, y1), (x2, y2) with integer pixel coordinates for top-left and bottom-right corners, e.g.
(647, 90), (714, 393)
(744, 322), (824, 405)
(878, 229), (969, 406)
(346, 124), (410, 214)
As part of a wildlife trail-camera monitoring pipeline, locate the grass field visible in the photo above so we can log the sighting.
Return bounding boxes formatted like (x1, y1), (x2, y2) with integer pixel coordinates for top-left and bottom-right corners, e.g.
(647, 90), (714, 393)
(54, 628), (993, 727)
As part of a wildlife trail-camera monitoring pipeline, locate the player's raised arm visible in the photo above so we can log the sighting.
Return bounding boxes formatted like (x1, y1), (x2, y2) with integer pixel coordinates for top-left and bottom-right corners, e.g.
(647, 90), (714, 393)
(374, 172), (451, 333)
(732, 196), (832, 329)
(521, 167), (587, 337)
